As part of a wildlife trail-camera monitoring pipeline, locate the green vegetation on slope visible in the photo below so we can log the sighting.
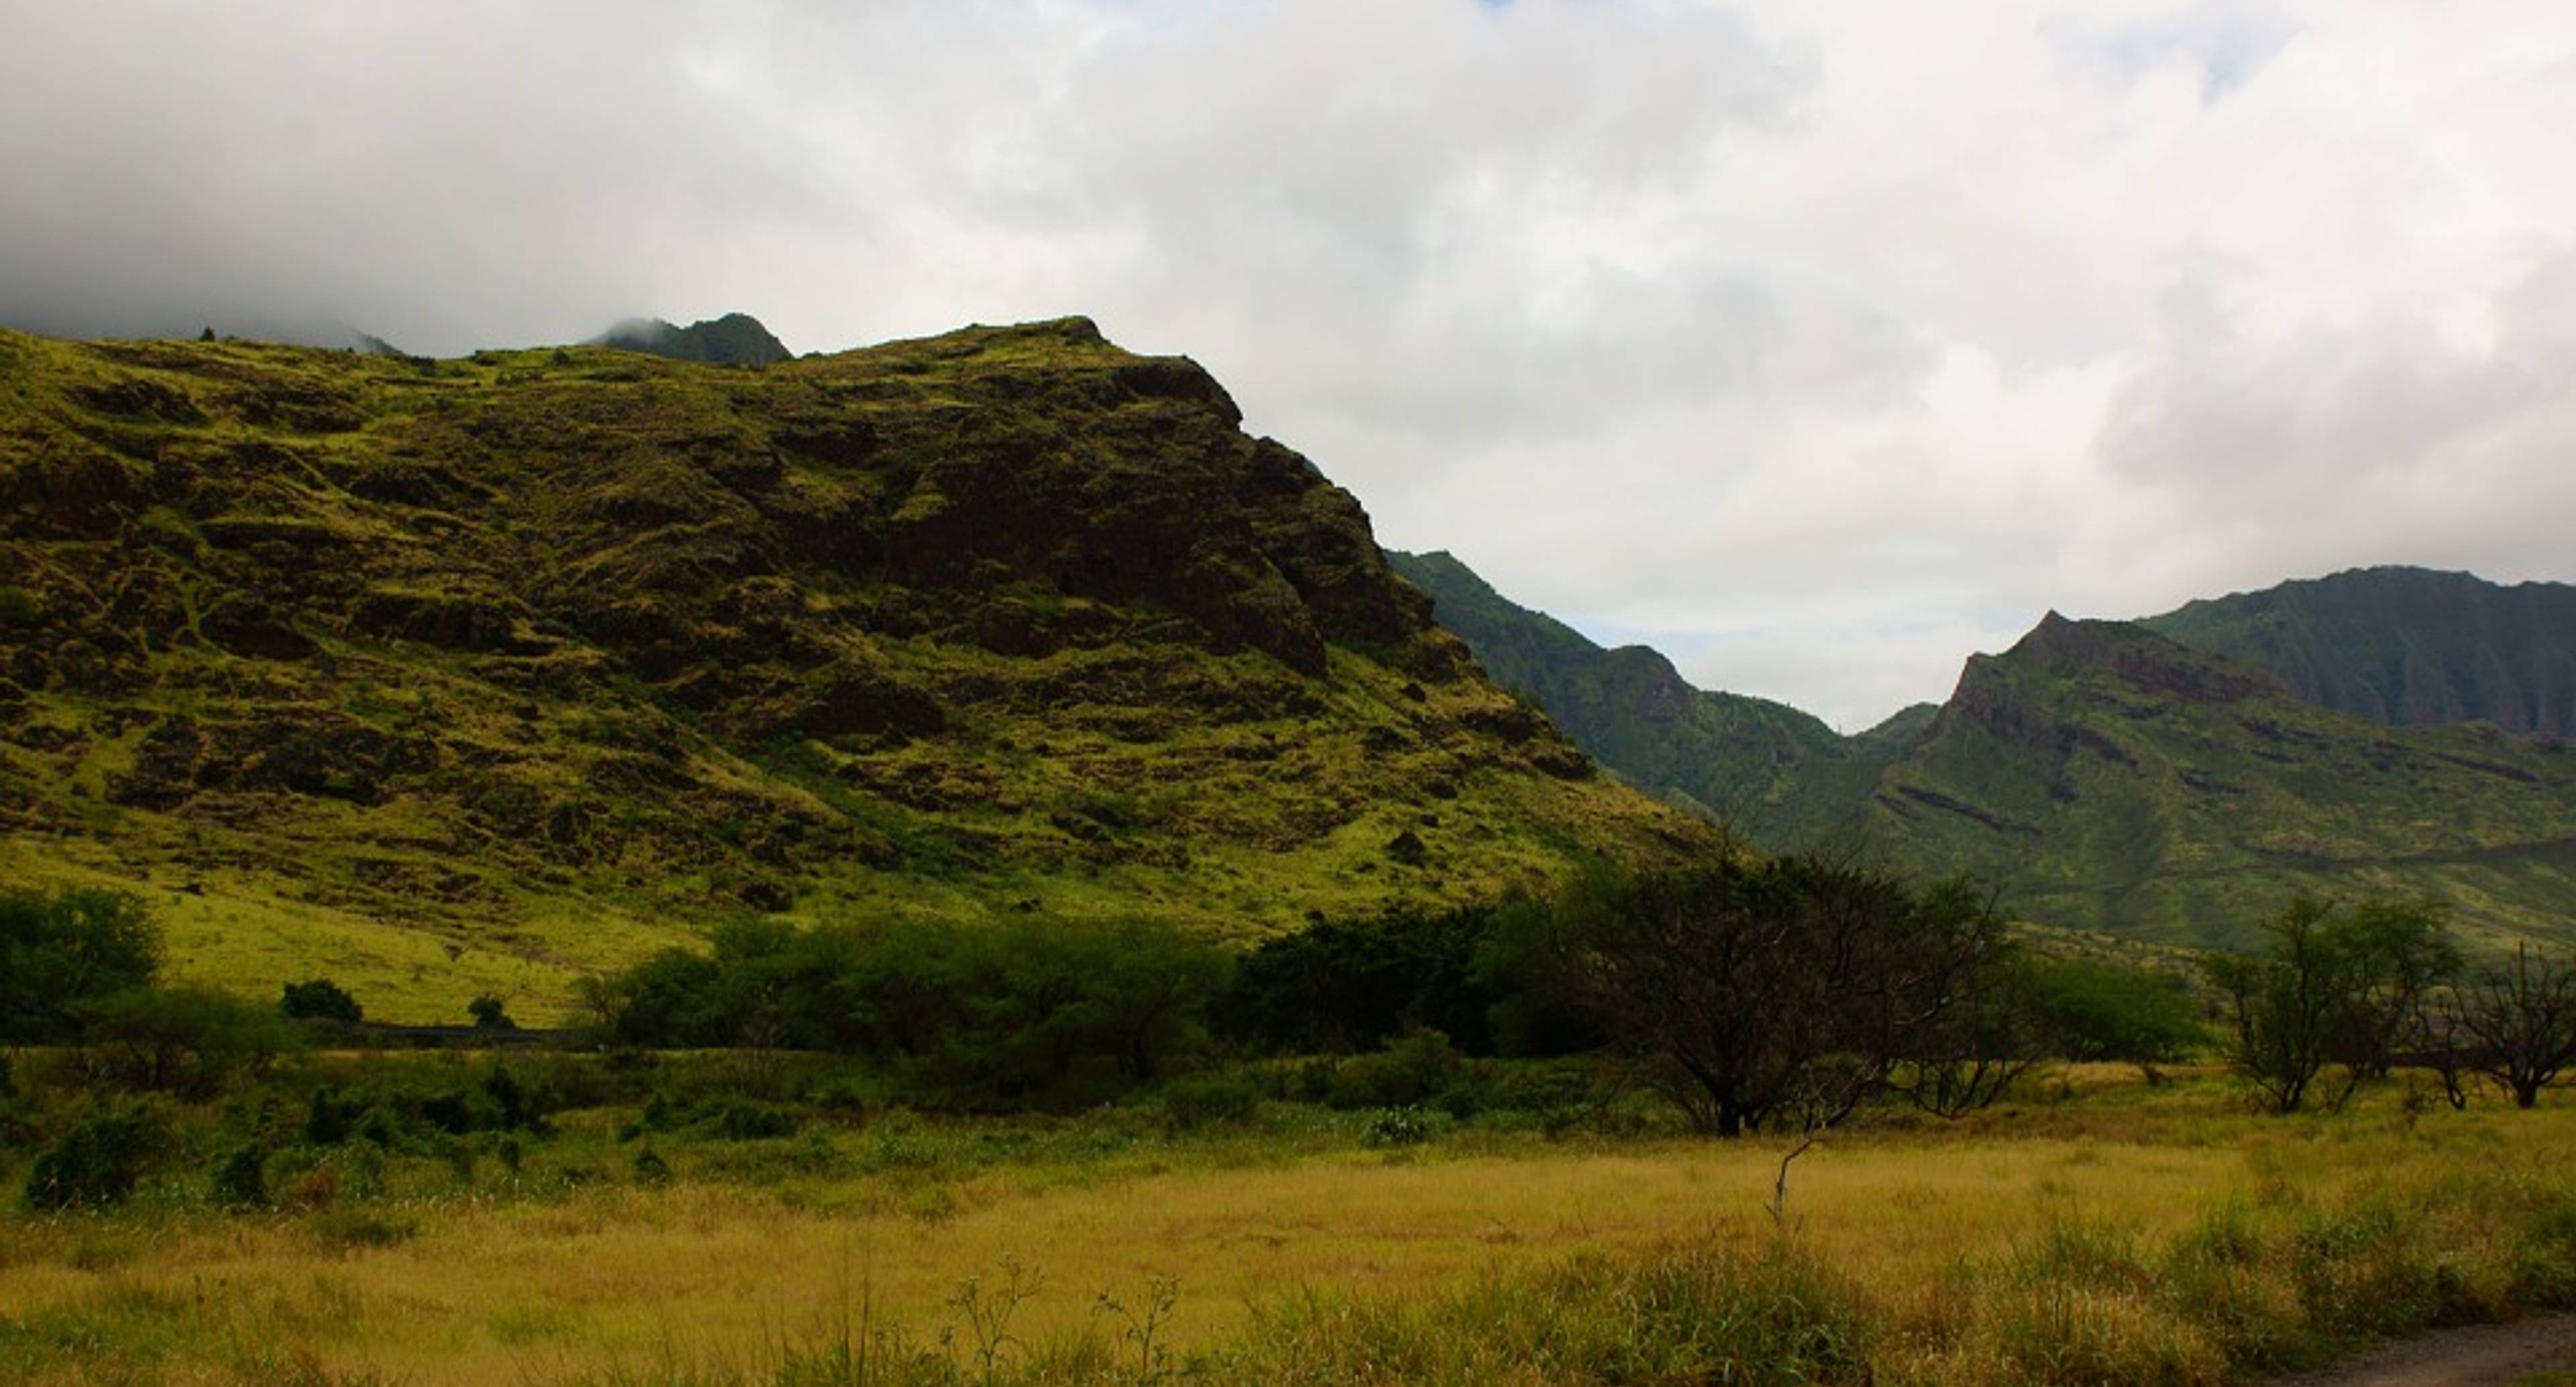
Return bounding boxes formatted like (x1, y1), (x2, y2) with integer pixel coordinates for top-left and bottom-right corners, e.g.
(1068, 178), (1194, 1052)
(1386, 549), (1923, 846)
(2146, 565), (2576, 736)
(1866, 614), (2576, 951)
(1396, 549), (2576, 952)
(0, 321), (1709, 1019)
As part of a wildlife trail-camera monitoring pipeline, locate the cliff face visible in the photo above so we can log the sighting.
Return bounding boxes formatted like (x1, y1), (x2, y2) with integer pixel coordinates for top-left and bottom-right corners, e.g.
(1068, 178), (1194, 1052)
(1872, 615), (2576, 951)
(0, 320), (1708, 1018)
(2146, 567), (2576, 736)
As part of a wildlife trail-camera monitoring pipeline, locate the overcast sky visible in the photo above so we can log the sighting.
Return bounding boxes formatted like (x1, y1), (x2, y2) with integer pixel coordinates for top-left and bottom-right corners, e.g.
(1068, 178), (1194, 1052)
(5, 1), (2572, 728)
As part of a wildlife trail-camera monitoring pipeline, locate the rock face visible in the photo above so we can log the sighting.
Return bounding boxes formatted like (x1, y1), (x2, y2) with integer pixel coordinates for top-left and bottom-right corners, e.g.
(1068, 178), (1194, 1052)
(0, 320), (1706, 1016)
(2145, 567), (2576, 736)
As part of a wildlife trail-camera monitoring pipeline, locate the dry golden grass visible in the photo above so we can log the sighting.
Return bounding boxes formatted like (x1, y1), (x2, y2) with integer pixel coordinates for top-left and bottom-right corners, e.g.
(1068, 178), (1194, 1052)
(8, 1072), (2570, 1384)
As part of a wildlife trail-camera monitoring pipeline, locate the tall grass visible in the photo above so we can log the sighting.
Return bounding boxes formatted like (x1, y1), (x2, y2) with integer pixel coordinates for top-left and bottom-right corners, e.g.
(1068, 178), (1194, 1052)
(11, 1080), (2576, 1386)
(535, 1160), (2576, 1387)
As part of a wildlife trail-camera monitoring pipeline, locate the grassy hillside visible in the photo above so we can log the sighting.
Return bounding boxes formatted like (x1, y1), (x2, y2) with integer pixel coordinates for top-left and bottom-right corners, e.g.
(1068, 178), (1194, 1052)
(0, 321), (1710, 1019)
(1866, 614), (2576, 951)
(1385, 550), (1921, 847)
(2145, 566), (2576, 735)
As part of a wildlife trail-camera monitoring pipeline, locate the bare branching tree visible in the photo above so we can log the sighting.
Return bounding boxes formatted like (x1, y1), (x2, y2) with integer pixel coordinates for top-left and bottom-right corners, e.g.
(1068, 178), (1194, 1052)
(2433, 941), (2576, 1109)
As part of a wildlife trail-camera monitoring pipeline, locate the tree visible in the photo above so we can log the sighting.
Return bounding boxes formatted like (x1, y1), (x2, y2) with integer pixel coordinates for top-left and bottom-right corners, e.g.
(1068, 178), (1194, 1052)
(2019, 955), (2206, 1078)
(1887, 897), (2046, 1119)
(72, 986), (297, 1099)
(280, 978), (363, 1026)
(468, 994), (517, 1030)
(0, 886), (161, 1041)
(2204, 898), (2357, 1113)
(2430, 942), (2576, 1109)
(1218, 905), (1508, 1056)
(2202, 895), (2457, 1114)
(1526, 854), (2009, 1136)
(2329, 898), (2458, 1085)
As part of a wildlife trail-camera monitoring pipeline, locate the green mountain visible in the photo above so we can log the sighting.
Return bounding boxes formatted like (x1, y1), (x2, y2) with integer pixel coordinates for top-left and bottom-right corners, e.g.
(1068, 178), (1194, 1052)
(1859, 614), (2576, 951)
(0, 320), (1710, 1019)
(1385, 550), (1925, 846)
(595, 313), (794, 366)
(1393, 552), (2576, 951)
(2144, 567), (2576, 736)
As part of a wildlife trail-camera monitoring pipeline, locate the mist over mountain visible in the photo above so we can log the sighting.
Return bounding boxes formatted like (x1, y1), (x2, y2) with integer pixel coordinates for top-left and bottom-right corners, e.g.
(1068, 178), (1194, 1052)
(594, 313), (794, 366)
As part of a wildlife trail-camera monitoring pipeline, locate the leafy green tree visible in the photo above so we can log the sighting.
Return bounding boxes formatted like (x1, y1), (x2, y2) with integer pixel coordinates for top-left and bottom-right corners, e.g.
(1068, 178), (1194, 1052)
(467, 994), (517, 1030)
(2019, 956), (2206, 1074)
(2203, 895), (2457, 1113)
(2331, 898), (2459, 1083)
(1218, 905), (1506, 1055)
(0, 886), (160, 1041)
(588, 916), (1232, 1107)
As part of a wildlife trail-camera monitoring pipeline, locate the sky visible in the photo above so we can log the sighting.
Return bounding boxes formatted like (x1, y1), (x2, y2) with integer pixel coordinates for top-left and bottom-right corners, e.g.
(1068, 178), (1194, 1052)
(4, 1), (2573, 730)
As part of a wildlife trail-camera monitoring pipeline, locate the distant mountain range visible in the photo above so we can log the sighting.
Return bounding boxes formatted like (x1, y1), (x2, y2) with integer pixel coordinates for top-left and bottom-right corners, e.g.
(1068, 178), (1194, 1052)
(594, 313), (793, 366)
(1393, 555), (2576, 950)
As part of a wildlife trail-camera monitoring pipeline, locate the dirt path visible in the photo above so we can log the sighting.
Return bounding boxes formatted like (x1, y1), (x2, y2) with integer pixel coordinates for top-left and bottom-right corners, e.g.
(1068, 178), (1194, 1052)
(2267, 1316), (2576, 1387)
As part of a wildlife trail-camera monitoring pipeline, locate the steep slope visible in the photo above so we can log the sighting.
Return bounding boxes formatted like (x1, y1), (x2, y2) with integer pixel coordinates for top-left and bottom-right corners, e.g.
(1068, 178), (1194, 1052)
(1864, 614), (2576, 951)
(2145, 567), (2576, 735)
(1386, 550), (1924, 846)
(0, 321), (1709, 1019)
(595, 313), (794, 366)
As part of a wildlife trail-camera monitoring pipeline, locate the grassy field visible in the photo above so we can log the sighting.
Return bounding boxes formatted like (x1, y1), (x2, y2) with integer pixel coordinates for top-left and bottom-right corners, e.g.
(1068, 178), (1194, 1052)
(9, 1064), (2576, 1385)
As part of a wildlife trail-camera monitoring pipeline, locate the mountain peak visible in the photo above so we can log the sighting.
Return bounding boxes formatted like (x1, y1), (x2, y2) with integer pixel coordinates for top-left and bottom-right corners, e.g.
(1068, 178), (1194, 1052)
(595, 312), (792, 366)
(1991, 611), (2284, 705)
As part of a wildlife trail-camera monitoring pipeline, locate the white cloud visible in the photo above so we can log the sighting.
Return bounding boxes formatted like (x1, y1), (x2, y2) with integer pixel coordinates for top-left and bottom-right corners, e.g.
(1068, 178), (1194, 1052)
(3, 0), (2572, 729)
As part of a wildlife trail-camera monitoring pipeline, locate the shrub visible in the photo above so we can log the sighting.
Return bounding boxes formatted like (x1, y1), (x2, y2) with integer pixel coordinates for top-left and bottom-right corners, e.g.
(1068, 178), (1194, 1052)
(467, 994), (516, 1030)
(23, 1099), (176, 1210)
(280, 979), (362, 1025)
(210, 1143), (270, 1209)
(1160, 1071), (1264, 1130)
(1326, 1029), (1464, 1110)
(707, 1099), (801, 1141)
(1362, 1106), (1438, 1147)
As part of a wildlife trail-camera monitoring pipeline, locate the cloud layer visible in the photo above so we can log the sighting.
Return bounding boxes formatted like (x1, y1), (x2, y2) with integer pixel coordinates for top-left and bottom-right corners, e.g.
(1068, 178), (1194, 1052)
(4, 0), (2570, 727)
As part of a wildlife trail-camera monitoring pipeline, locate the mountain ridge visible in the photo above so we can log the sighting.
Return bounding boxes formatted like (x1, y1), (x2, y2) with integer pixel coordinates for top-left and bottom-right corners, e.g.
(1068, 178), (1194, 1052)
(1393, 552), (2576, 950)
(1385, 549), (1915, 844)
(0, 321), (1710, 1019)
(2143, 566), (2576, 736)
